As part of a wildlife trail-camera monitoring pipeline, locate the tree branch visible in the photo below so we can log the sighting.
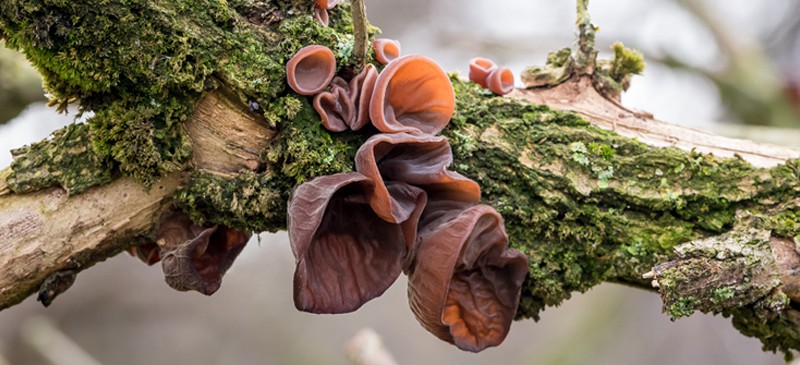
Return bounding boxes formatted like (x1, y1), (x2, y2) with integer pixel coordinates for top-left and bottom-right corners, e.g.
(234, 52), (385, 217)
(0, 0), (799, 358)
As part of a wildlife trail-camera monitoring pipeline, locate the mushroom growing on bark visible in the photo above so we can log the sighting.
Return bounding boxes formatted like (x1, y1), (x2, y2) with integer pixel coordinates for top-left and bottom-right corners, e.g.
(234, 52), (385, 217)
(288, 173), (426, 313)
(468, 57), (497, 88)
(486, 66), (515, 95)
(154, 210), (251, 295)
(286, 45), (337, 95)
(372, 39), (401, 65)
(370, 55), (455, 135)
(407, 204), (529, 352)
(313, 0), (341, 26)
(314, 64), (378, 131)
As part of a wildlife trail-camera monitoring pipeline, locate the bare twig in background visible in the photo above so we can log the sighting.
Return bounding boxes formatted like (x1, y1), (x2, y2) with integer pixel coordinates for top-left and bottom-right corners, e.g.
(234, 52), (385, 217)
(346, 328), (399, 365)
(21, 317), (103, 365)
(351, 0), (369, 68)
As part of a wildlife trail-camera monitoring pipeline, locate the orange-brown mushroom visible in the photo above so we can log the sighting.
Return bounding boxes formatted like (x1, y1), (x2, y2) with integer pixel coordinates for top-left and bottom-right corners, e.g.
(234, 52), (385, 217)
(286, 45), (337, 95)
(468, 57), (497, 88)
(313, 0), (341, 26)
(407, 204), (529, 352)
(355, 132), (480, 224)
(373, 39), (401, 65)
(486, 66), (515, 95)
(155, 211), (251, 295)
(288, 173), (426, 313)
(314, 64), (378, 132)
(370, 55), (455, 135)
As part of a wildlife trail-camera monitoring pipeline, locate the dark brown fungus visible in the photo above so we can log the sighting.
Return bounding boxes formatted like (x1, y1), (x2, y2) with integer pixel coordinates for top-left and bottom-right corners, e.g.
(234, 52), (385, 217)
(288, 173), (426, 313)
(486, 66), (515, 96)
(407, 205), (529, 352)
(155, 211), (251, 295)
(355, 133), (480, 223)
(468, 57), (497, 88)
(373, 38), (401, 65)
(314, 64), (378, 132)
(286, 45), (336, 95)
(127, 242), (161, 266)
(370, 55), (455, 135)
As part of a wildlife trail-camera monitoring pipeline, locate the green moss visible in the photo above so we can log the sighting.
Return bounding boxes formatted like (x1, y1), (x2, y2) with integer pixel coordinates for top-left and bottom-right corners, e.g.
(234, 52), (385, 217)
(0, 0), (352, 187)
(446, 78), (797, 321)
(7, 123), (113, 194)
(667, 296), (700, 320)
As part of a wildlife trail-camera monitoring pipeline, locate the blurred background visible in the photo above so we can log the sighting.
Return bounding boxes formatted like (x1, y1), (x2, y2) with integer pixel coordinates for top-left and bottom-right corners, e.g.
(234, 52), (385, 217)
(1, 0), (799, 364)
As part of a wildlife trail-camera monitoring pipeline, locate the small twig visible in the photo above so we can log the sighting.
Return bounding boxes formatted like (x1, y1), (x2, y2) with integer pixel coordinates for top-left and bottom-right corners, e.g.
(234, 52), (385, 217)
(21, 317), (104, 365)
(345, 328), (398, 365)
(350, 0), (369, 69)
(573, 0), (597, 74)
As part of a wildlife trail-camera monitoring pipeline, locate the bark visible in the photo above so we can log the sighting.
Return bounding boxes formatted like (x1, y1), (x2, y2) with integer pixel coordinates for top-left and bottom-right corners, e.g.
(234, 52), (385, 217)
(0, 0), (799, 358)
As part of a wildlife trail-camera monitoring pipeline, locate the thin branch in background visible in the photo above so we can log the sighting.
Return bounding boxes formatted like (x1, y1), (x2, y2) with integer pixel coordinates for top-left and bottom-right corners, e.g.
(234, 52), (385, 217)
(345, 328), (399, 365)
(21, 317), (104, 365)
(573, 0), (597, 73)
(350, 0), (369, 68)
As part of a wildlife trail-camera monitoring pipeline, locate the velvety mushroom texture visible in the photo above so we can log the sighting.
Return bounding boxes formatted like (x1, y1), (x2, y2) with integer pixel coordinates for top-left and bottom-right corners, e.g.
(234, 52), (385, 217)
(288, 173), (426, 314)
(468, 57), (497, 89)
(355, 132), (480, 224)
(314, 64), (378, 132)
(370, 55), (455, 135)
(407, 204), (529, 352)
(373, 38), (401, 65)
(155, 210), (251, 295)
(486, 66), (515, 95)
(127, 243), (161, 266)
(286, 45), (337, 95)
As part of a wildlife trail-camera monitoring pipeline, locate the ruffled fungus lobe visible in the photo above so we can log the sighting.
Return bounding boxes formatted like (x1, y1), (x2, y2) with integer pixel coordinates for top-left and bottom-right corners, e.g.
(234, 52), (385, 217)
(373, 39), (401, 65)
(370, 55), (455, 135)
(407, 205), (529, 352)
(355, 133), (480, 223)
(155, 211), (251, 295)
(314, 64), (378, 131)
(286, 45), (336, 95)
(127, 243), (161, 266)
(288, 173), (426, 313)
(486, 67), (515, 96)
(468, 57), (497, 88)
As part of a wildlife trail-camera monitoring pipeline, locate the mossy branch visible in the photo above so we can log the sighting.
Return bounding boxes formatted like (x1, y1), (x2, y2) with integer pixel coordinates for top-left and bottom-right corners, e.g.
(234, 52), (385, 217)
(0, 0), (800, 359)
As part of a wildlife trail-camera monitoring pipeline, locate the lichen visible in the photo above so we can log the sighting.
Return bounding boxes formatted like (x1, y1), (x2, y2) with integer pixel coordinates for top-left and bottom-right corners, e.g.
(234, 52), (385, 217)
(7, 123), (113, 194)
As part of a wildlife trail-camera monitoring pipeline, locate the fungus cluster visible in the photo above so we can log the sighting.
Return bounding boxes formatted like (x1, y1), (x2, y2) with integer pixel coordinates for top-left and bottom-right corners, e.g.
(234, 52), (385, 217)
(284, 43), (528, 352)
(128, 210), (251, 295)
(313, 0), (341, 26)
(468, 57), (515, 95)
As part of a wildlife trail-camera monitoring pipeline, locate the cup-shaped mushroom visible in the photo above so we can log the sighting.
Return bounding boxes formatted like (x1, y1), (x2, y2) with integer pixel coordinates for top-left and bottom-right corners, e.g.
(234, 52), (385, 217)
(314, 78), (354, 132)
(355, 133), (480, 223)
(316, 0), (341, 10)
(155, 211), (251, 296)
(373, 39), (401, 65)
(468, 57), (497, 88)
(407, 205), (529, 352)
(286, 45), (337, 95)
(313, 6), (329, 27)
(288, 173), (426, 313)
(370, 55), (455, 135)
(486, 66), (515, 96)
(314, 66), (378, 131)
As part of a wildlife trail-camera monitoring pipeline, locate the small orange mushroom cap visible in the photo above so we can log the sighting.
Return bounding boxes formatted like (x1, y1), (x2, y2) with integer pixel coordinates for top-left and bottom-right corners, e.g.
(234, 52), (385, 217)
(486, 66), (515, 95)
(407, 204), (528, 352)
(370, 55), (455, 135)
(373, 38), (401, 65)
(468, 57), (497, 88)
(286, 45), (336, 95)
